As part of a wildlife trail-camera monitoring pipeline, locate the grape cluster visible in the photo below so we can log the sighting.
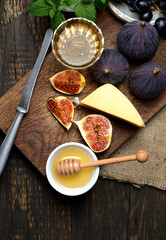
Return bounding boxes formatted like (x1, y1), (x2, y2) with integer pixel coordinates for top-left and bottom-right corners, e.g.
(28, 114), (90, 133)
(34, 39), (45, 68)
(114, 0), (166, 37)
(129, 0), (166, 36)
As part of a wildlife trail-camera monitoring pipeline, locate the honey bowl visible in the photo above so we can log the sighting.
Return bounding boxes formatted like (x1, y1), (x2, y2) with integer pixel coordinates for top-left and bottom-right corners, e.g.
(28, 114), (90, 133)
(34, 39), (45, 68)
(52, 17), (104, 69)
(46, 142), (99, 196)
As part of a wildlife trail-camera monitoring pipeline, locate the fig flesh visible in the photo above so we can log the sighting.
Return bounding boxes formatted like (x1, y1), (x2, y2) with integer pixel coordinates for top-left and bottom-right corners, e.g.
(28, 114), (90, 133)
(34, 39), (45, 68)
(117, 21), (159, 61)
(47, 96), (74, 130)
(129, 62), (166, 99)
(92, 49), (129, 85)
(75, 114), (112, 153)
(49, 70), (86, 95)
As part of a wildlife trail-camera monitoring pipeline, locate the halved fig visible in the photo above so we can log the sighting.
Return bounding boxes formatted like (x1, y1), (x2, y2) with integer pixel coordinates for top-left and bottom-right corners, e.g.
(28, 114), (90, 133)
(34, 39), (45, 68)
(49, 70), (86, 95)
(47, 96), (74, 130)
(75, 114), (112, 153)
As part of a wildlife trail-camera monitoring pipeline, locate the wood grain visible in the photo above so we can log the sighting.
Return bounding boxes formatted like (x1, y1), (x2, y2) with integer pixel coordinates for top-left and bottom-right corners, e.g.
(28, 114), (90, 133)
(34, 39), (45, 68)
(0, 10), (165, 176)
(0, 1), (166, 240)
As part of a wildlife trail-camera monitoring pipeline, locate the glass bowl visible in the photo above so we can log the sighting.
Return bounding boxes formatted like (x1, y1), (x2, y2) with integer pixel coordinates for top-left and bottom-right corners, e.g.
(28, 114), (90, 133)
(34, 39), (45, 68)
(52, 17), (104, 69)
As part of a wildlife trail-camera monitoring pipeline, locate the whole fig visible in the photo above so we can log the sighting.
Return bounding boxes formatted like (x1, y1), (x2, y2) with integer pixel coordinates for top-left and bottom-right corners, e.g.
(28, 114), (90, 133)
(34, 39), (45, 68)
(92, 49), (129, 85)
(129, 62), (166, 99)
(117, 21), (159, 61)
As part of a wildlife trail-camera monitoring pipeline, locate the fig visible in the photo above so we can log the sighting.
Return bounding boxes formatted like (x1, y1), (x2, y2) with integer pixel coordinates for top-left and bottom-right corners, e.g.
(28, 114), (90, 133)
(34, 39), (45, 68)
(75, 114), (112, 153)
(47, 95), (74, 130)
(92, 49), (129, 85)
(49, 70), (86, 95)
(129, 62), (166, 99)
(117, 21), (159, 61)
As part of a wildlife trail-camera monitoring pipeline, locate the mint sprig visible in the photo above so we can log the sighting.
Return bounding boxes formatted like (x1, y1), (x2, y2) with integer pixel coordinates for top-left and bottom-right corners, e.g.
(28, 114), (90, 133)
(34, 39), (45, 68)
(29, 0), (50, 16)
(50, 11), (66, 30)
(29, 0), (108, 30)
(74, 2), (96, 22)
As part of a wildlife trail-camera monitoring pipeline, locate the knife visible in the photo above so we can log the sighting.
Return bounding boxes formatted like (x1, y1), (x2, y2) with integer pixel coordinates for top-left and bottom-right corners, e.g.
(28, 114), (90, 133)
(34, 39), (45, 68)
(0, 28), (53, 175)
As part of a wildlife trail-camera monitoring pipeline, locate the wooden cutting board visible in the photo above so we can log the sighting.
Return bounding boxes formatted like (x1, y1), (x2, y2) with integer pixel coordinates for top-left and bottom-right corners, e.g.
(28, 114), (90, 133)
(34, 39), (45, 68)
(0, 10), (166, 176)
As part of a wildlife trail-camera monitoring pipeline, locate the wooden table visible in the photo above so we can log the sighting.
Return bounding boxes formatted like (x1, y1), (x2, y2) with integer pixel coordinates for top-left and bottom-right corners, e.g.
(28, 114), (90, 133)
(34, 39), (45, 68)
(0, 1), (166, 239)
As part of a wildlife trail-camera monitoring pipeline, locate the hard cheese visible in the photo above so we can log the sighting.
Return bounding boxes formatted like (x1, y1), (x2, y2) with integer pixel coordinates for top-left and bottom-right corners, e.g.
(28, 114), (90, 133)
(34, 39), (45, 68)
(79, 84), (145, 127)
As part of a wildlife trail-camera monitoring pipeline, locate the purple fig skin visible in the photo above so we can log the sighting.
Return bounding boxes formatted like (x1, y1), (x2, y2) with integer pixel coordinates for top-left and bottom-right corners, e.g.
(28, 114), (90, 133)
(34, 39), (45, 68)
(117, 21), (159, 62)
(129, 62), (166, 99)
(92, 49), (129, 85)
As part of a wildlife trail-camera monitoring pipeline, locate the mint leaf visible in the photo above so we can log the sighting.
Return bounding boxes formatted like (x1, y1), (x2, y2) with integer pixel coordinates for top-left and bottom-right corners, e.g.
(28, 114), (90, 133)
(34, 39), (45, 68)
(66, 0), (79, 5)
(29, 0), (50, 16)
(51, 0), (59, 3)
(74, 2), (96, 22)
(44, 0), (54, 6)
(58, 2), (69, 11)
(51, 11), (66, 30)
(100, 0), (106, 4)
(82, 0), (93, 3)
(94, 0), (107, 10)
(49, 8), (55, 18)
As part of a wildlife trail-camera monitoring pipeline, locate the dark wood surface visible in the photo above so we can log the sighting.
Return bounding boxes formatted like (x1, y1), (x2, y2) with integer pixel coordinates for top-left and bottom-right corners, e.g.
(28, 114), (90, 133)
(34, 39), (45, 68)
(0, 1), (166, 239)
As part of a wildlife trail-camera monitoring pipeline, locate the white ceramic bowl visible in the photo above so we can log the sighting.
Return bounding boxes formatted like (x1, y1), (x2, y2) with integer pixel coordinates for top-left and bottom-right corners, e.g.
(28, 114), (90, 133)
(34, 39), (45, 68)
(46, 142), (99, 196)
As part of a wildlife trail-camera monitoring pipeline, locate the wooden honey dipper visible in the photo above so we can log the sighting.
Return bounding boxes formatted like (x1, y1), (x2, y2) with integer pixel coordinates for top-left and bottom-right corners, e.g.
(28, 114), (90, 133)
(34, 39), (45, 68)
(56, 150), (148, 176)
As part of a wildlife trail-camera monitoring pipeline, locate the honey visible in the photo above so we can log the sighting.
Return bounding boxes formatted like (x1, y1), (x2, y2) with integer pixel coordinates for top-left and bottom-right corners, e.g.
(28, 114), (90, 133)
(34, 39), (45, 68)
(52, 19), (104, 69)
(51, 146), (95, 188)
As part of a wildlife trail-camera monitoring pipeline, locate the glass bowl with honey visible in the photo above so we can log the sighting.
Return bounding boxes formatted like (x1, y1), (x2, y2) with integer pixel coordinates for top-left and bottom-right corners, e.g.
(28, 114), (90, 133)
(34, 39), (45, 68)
(46, 142), (99, 196)
(52, 17), (104, 69)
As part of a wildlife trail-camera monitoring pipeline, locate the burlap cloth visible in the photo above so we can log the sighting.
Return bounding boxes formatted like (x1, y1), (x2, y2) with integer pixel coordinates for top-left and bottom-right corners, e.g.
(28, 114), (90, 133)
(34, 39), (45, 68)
(100, 106), (166, 190)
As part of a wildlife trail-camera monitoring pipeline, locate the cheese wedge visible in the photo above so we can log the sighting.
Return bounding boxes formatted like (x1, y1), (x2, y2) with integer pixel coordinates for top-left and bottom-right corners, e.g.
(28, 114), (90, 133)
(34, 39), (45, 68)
(79, 84), (145, 127)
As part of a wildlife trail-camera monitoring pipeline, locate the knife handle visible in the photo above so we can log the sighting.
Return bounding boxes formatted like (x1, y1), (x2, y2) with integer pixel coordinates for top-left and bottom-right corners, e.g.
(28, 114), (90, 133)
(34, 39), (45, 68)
(0, 111), (24, 175)
(0, 28), (53, 175)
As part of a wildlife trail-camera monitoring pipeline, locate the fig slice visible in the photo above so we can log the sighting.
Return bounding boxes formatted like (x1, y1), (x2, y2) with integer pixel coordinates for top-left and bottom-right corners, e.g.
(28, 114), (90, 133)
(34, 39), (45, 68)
(75, 114), (112, 153)
(47, 95), (74, 130)
(49, 70), (86, 95)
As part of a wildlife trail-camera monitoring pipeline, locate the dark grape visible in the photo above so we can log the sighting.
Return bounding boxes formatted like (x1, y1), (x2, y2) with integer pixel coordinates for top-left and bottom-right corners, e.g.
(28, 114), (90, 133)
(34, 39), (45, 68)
(130, 0), (138, 11)
(139, 10), (153, 21)
(155, 17), (166, 37)
(136, 0), (151, 12)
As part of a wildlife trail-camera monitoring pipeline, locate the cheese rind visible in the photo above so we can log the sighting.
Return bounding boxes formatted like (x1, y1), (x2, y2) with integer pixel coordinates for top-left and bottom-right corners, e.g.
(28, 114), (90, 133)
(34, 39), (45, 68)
(79, 84), (145, 127)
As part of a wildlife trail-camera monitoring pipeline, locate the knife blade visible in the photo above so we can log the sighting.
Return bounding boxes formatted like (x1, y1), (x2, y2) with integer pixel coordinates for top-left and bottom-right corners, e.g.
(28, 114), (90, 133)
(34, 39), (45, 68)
(0, 28), (53, 175)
